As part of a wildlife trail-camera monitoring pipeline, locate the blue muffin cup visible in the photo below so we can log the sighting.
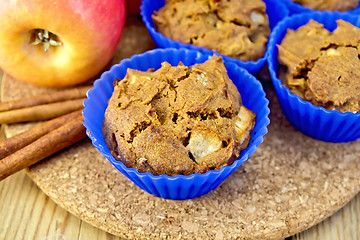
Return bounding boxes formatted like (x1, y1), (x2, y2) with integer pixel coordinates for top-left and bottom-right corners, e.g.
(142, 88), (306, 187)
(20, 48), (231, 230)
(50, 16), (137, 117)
(140, 0), (289, 74)
(83, 48), (270, 200)
(268, 12), (360, 143)
(279, 0), (360, 15)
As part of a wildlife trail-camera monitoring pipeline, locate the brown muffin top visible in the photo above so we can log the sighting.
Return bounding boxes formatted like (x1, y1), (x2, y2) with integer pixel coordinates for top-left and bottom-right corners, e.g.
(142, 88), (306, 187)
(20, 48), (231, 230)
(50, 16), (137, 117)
(278, 19), (360, 113)
(102, 56), (256, 176)
(290, 0), (359, 11)
(152, 0), (270, 61)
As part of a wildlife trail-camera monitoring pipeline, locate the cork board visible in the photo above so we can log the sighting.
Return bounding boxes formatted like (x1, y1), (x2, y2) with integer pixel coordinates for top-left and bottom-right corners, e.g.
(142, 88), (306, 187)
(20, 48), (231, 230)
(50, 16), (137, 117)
(1, 16), (360, 240)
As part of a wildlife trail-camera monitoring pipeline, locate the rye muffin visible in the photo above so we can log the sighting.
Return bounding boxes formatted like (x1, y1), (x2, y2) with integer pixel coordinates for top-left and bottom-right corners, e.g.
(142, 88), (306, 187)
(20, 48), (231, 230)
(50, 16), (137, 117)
(268, 12), (360, 142)
(152, 0), (271, 61)
(84, 48), (270, 199)
(289, 0), (359, 12)
(102, 55), (256, 176)
(277, 19), (360, 113)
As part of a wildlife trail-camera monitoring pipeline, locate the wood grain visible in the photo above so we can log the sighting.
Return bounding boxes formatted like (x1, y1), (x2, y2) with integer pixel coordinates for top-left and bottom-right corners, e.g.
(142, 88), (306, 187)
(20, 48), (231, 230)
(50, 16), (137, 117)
(293, 194), (360, 240)
(1, 73), (360, 240)
(1, 15), (360, 240)
(0, 170), (359, 240)
(0, 171), (123, 240)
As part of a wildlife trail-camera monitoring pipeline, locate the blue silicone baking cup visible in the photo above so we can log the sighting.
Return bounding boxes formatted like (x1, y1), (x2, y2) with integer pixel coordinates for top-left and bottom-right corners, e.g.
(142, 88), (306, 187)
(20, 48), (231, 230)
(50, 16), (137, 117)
(268, 12), (360, 143)
(140, 0), (289, 74)
(83, 48), (270, 200)
(279, 0), (360, 15)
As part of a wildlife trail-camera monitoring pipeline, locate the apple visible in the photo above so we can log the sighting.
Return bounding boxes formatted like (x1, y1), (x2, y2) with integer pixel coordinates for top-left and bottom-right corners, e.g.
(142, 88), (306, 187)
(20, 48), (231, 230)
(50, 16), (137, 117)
(0, 0), (126, 87)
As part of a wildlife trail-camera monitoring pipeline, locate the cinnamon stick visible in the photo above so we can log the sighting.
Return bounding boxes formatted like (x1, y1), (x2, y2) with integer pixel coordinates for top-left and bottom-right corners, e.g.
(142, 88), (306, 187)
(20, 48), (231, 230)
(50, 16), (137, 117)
(0, 85), (91, 112)
(0, 115), (87, 181)
(0, 98), (85, 124)
(0, 110), (82, 159)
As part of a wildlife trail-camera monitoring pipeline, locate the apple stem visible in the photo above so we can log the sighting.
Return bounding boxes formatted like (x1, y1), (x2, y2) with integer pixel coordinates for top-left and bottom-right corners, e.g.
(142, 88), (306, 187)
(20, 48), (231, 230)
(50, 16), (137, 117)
(30, 29), (62, 52)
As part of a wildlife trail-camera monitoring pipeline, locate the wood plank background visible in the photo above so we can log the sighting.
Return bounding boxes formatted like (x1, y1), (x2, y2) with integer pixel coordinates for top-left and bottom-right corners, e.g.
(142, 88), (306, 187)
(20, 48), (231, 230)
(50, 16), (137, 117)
(0, 69), (359, 240)
(0, 13), (359, 239)
(0, 169), (359, 240)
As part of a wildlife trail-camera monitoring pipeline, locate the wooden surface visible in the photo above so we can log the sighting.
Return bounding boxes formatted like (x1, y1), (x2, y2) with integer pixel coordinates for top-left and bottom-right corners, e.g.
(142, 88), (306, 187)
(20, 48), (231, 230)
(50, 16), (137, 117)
(1, 72), (360, 240)
(1, 16), (360, 240)
(0, 170), (359, 240)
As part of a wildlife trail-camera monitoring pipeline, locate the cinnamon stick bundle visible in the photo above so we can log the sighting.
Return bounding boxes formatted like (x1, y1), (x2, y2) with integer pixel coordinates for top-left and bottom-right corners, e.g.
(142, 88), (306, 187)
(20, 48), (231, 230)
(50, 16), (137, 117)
(0, 114), (86, 181)
(0, 110), (83, 159)
(0, 86), (93, 180)
(0, 85), (91, 112)
(0, 98), (85, 124)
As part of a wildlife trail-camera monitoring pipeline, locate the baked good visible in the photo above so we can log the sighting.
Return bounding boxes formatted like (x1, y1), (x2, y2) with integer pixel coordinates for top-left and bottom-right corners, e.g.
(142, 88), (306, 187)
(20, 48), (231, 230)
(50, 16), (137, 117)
(277, 19), (360, 113)
(102, 55), (256, 176)
(289, 0), (359, 11)
(152, 0), (270, 61)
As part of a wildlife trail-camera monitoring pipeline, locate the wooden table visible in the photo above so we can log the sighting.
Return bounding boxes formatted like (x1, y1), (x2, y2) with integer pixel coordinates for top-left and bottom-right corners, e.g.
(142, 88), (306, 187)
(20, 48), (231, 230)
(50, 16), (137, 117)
(0, 158), (359, 240)
(0, 71), (360, 240)
(0, 16), (359, 239)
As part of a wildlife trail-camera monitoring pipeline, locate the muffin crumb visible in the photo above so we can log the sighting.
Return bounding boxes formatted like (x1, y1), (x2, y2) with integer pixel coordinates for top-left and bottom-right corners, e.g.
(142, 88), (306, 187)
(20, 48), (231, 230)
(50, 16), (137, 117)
(290, 0), (359, 11)
(278, 19), (360, 113)
(103, 55), (256, 176)
(152, 0), (271, 61)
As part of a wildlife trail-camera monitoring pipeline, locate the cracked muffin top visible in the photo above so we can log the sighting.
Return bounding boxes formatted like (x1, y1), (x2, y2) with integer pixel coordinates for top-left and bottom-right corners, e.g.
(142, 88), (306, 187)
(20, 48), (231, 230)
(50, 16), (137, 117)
(277, 19), (360, 113)
(152, 0), (270, 61)
(102, 56), (256, 176)
(289, 0), (359, 11)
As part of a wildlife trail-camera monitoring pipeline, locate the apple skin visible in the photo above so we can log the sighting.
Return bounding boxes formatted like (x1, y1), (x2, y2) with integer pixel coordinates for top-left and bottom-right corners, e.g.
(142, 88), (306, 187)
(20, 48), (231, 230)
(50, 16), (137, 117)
(0, 0), (126, 87)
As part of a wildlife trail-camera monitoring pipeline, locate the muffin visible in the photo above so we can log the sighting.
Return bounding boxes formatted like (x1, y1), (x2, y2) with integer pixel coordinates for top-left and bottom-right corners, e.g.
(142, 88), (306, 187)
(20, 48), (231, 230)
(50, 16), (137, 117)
(102, 55), (256, 176)
(141, 0), (289, 73)
(152, 0), (271, 62)
(268, 12), (360, 142)
(277, 19), (360, 113)
(289, 0), (359, 11)
(83, 48), (270, 199)
(280, 0), (360, 14)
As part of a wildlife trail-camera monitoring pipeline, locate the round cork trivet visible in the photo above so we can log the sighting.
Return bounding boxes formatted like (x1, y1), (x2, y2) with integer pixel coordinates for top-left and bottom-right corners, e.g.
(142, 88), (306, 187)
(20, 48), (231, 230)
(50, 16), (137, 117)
(2, 16), (360, 240)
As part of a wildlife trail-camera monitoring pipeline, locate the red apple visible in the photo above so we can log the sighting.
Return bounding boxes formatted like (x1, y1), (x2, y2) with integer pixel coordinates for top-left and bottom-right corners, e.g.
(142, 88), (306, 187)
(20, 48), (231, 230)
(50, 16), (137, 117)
(0, 0), (126, 87)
